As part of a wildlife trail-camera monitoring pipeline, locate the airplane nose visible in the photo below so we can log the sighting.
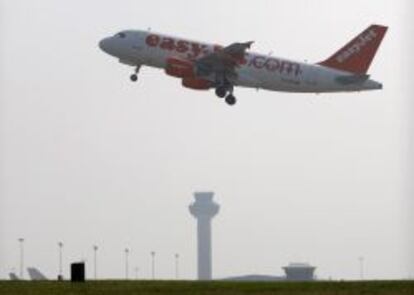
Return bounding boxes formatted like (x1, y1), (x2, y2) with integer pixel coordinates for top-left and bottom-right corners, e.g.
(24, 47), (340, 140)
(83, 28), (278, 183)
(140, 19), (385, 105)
(99, 37), (118, 56)
(99, 38), (110, 53)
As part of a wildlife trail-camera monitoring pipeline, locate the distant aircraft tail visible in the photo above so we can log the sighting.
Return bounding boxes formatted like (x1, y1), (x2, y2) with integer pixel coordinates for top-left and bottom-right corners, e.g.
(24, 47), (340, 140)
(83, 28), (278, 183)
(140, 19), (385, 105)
(27, 267), (48, 280)
(318, 24), (388, 74)
(9, 273), (20, 280)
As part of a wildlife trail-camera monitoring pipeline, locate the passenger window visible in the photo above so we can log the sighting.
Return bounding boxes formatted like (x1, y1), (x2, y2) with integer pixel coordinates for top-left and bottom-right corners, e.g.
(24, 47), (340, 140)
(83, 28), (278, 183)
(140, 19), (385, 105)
(117, 33), (126, 38)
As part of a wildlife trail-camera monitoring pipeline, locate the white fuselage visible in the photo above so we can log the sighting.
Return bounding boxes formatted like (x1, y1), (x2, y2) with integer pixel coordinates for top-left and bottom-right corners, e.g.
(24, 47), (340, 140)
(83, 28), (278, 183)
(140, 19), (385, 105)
(99, 30), (382, 93)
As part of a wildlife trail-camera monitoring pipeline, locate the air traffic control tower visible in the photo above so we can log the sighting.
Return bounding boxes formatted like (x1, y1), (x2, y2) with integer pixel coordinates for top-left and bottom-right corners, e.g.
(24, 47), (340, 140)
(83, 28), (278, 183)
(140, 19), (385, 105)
(189, 192), (220, 280)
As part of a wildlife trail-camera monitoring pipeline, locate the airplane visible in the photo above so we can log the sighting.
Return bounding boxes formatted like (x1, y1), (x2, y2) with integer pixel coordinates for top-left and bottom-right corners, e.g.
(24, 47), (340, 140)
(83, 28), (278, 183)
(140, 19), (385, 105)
(99, 24), (387, 106)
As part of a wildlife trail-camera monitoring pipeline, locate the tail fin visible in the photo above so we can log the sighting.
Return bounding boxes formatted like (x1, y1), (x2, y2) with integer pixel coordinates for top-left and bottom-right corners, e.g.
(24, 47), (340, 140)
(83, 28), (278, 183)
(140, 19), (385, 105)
(318, 24), (387, 74)
(27, 267), (48, 280)
(9, 273), (20, 281)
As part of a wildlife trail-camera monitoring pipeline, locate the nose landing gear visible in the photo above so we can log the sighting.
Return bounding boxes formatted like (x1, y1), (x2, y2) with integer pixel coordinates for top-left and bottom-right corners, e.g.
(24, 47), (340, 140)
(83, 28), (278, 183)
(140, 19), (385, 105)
(130, 65), (141, 82)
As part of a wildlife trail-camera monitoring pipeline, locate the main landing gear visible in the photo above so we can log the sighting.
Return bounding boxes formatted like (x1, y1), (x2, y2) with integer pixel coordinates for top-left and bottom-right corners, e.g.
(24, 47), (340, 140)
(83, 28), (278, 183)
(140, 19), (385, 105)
(215, 86), (227, 98)
(215, 85), (237, 106)
(130, 65), (141, 82)
(225, 94), (236, 106)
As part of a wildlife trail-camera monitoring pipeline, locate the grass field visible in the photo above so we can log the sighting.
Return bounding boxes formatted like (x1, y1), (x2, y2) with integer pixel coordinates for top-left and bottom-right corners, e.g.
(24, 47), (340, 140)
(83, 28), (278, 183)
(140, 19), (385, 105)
(0, 280), (413, 295)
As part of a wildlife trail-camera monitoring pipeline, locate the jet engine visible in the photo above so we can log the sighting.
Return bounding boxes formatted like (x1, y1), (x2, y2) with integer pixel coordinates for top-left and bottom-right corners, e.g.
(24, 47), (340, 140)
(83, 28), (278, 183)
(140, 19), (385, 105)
(165, 57), (195, 78)
(182, 78), (212, 90)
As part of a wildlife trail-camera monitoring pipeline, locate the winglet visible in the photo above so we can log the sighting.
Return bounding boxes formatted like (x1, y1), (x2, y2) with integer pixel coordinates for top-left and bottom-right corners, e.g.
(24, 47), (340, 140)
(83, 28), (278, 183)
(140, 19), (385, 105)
(244, 41), (254, 49)
(318, 25), (388, 74)
(223, 41), (254, 59)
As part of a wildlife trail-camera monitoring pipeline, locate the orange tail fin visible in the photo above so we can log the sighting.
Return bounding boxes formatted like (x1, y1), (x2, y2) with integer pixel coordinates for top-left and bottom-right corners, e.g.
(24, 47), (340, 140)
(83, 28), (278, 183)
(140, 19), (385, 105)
(318, 24), (388, 74)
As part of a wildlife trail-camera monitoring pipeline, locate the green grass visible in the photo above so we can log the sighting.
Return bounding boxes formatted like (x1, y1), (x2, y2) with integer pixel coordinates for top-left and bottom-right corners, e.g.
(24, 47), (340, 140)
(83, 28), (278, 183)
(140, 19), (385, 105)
(0, 280), (413, 295)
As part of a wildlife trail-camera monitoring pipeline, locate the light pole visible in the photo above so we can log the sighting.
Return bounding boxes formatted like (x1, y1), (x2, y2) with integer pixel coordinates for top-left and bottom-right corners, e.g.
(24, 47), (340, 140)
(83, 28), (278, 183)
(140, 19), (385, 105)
(58, 242), (63, 279)
(134, 267), (139, 280)
(151, 251), (156, 280)
(175, 253), (179, 280)
(359, 256), (364, 280)
(93, 245), (98, 280)
(125, 248), (130, 280)
(18, 238), (24, 279)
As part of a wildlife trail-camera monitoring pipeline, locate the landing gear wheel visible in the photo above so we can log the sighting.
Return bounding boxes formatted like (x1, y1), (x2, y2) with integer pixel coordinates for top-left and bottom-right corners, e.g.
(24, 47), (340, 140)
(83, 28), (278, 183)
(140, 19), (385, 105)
(130, 65), (141, 82)
(225, 94), (237, 106)
(215, 87), (227, 98)
(130, 74), (138, 82)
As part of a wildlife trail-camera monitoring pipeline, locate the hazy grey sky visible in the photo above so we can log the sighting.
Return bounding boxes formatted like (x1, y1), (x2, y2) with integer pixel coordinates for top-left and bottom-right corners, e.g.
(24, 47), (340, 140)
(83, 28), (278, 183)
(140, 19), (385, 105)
(0, 0), (412, 280)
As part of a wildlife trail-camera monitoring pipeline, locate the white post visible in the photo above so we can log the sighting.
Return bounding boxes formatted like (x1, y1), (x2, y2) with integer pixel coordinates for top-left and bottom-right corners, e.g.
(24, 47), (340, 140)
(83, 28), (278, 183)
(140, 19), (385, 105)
(93, 245), (98, 280)
(151, 251), (156, 280)
(175, 253), (179, 280)
(18, 238), (25, 279)
(58, 242), (63, 278)
(125, 248), (130, 280)
(359, 256), (364, 280)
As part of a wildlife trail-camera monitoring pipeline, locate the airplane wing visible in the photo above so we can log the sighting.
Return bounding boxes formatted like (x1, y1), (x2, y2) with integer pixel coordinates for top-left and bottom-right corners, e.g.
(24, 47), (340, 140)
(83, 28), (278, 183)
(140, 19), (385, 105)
(194, 41), (254, 81)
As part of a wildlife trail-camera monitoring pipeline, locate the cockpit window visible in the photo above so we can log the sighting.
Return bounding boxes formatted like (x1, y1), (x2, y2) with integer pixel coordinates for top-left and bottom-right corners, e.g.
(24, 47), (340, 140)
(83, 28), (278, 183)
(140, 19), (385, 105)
(117, 32), (126, 38)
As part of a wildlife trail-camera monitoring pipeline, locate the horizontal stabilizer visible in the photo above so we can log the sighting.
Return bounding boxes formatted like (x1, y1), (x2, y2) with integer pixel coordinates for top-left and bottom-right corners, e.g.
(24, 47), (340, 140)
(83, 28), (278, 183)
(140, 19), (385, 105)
(335, 74), (370, 85)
